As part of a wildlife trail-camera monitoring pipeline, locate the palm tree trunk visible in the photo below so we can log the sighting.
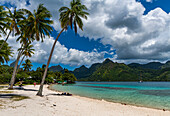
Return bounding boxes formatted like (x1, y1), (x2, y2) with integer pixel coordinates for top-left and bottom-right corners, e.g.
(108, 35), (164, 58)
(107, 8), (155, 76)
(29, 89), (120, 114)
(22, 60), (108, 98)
(0, 30), (11, 51)
(17, 55), (25, 72)
(8, 43), (28, 89)
(36, 28), (65, 96)
(8, 51), (22, 89)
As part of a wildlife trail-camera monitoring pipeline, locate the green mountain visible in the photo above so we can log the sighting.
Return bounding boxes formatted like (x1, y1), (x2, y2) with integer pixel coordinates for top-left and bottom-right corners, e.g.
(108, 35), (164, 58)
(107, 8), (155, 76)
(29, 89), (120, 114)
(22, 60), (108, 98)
(74, 59), (139, 81)
(3, 58), (170, 82)
(73, 65), (90, 79)
(74, 59), (170, 81)
(89, 59), (138, 81)
(89, 63), (102, 74)
(48, 65), (63, 72)
(128, 62), (163, 69)
(161, 61), (170, 69)
(73, 62), (102, 79)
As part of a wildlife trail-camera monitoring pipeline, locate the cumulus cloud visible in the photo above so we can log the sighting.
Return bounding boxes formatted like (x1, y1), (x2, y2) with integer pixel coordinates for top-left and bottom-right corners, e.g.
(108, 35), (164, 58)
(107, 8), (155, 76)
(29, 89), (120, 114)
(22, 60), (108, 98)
(6, 34), (105, 66)
(78, 0), (170, 61)
(31, 36), (105, 66)
(1, 0), (170, 65)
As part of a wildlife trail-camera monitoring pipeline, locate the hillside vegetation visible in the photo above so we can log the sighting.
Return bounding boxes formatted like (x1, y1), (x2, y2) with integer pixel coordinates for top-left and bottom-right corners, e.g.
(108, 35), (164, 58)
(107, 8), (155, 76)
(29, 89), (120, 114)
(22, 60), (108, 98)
(73, 59), (170, 81)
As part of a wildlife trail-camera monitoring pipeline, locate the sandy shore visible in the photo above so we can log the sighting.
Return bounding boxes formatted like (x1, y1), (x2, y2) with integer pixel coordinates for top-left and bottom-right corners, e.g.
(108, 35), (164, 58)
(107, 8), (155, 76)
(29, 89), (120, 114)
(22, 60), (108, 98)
(0, 85), (170, 116)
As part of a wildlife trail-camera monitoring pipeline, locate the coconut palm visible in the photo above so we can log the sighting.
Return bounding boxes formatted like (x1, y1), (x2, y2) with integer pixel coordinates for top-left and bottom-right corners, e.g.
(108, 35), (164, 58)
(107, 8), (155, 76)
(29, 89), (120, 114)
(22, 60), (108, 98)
(0, 7), (25, 51)
(17, 43), (35, 72)
(0, 6), (9, 37)
(37, 0), (89, 96)
(0, 40), (13, 64)
(9, 4), (53, 89)
(19, 4), (53, 44)
(22, 59), (33, 71)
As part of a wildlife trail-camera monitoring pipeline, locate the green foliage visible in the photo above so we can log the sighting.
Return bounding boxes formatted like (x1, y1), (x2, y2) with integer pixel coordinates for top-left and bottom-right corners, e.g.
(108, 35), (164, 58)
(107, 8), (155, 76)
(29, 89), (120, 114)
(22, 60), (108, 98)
(0, 65), (77, 84)
(5, 7), (25, 36)
(0, 6), (9, 37)
(61, 72), (77, 83)
(77, 59), (170, 82)
(59, 0), (89, 33)
(55, 72), (63, 82)
(157, 71), (170, 81)
(22, 59), (33, 71)
(30, 71), (42, 83)
(0, 73), (11, 84)
(88, 61), (139, 81)
(15, 72), (29, 82)
(0, 40), (13, 64)
(19, 4), (53, 43)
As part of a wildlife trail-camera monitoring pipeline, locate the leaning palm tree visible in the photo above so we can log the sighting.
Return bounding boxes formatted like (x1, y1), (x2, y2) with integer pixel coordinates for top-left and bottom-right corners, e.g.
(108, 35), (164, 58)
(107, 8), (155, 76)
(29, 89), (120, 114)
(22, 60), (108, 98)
(9, 4), (53, 89)
(37, 0), (89, 96)
(0, 40), (13, 65)
(22, 59), (33, 71)
(0, 7), (25, 51)
(17, 43), (35, 72)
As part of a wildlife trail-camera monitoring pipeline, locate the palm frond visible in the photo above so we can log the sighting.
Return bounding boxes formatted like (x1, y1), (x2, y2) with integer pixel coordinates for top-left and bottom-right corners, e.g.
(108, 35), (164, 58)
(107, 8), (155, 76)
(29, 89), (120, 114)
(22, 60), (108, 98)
(59, 0), (89, 33)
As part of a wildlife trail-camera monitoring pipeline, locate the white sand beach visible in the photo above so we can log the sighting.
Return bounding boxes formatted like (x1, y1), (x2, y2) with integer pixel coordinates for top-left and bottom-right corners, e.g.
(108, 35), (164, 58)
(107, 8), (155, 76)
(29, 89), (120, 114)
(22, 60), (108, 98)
(0, 85), (170, 116)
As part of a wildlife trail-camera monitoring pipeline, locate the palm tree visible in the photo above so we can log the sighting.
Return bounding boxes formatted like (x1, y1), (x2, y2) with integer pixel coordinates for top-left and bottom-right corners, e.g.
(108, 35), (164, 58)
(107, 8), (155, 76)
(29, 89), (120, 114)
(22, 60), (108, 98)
(17, 43), (35, 72)
(22, 59), (33, 71)
(0, 7), (25, 51)
(37, 0), (89, 96)
(0, 6), (9, 37)
(0, 40), (13, 64)
(9, 4), (53, 89)
(20, 4), (53, 44)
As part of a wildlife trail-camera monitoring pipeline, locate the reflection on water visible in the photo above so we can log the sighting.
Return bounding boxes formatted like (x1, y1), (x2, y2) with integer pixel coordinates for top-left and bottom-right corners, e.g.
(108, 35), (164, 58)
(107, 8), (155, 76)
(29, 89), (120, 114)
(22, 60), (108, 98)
(51, 82), (170, 110)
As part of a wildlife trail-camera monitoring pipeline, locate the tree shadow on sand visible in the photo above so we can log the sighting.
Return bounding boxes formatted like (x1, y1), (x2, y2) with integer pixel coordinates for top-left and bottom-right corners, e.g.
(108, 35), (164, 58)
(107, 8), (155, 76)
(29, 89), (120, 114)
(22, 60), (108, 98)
(0, 94), (26, 99)
(13, 87), (38, 92)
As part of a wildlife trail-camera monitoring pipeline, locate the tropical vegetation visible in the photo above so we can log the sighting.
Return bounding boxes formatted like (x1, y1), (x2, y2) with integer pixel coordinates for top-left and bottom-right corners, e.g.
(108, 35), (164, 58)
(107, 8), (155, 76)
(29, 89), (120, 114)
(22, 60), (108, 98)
(0, 6), (9, 38)
(0, 40), (13, 64)
(36, 0), (89, 96)
(22, 59), (33, 71)
(0, 7), (25, 51)
(0, 0), (86, 94)
(2, 0), (169, 98)
(0, 64), (77, 84)
(8, 4), (53, 89)
(74, 59), (170, 82)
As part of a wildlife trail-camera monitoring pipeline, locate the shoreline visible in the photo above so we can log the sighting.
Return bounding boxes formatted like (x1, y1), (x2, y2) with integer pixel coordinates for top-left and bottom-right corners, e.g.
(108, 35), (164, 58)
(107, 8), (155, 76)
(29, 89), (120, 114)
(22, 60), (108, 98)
(48, 84), (169, 112)
(0, 85), (170, 116)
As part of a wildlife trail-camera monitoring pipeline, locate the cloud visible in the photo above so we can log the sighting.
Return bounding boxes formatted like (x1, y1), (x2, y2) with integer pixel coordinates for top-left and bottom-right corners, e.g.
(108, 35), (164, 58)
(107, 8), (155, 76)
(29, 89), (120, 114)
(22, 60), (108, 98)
(6, 34), (105, 66)
(146, 0), (152, 2)
(78, 0), (170, 61)
(31, 36), (106, 66)
(1, 0), (170, 65)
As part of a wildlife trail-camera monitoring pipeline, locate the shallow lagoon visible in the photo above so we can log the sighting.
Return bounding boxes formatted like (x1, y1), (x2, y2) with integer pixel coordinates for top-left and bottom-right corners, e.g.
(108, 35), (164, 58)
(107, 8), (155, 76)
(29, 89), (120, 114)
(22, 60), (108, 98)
(51, 82), (170, 110)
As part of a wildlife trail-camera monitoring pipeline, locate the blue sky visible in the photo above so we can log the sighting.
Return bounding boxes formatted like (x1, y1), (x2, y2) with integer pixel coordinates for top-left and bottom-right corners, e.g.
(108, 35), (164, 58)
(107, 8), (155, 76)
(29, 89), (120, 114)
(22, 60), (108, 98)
(1, 0), (170, 70)
(139, 0), (170, 14)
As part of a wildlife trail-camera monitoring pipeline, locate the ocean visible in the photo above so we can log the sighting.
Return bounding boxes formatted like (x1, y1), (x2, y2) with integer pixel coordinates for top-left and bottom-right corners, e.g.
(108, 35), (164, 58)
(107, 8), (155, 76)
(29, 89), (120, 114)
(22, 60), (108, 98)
(51, 82), (170, 110)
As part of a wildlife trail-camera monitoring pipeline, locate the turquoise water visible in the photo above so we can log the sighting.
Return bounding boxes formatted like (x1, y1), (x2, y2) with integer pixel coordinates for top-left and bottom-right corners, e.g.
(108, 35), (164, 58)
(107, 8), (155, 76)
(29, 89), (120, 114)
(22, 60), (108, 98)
(51, 82), (170, 110)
